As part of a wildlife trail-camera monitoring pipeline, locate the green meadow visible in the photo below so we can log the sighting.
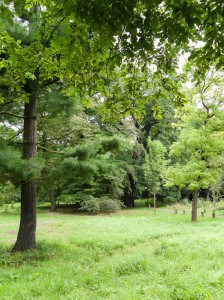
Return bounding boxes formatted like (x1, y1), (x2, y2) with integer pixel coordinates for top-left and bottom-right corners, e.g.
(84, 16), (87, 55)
(1, 207), (224, 300)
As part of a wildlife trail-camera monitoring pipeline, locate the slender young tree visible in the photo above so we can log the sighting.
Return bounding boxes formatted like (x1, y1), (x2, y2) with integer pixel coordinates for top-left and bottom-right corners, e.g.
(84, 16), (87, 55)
(143, 138), (167, 214)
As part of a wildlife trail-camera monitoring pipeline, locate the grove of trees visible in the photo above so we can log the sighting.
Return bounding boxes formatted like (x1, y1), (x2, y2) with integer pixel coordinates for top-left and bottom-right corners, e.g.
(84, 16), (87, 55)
(1, 0), (224, 251)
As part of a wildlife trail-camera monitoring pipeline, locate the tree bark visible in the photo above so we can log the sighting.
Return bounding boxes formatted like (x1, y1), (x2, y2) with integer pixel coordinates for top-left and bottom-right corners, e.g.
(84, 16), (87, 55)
(13, 82), (38, 252)
(50, 190), (57, 212)
(123, 195), (135, 207)
(122, 174), (136, 207)
(191, 190), (198, 222)
(153, 193), (156, 215)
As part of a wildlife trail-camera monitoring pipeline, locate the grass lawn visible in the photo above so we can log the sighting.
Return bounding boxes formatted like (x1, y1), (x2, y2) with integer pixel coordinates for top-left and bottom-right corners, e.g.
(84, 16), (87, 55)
(1, 206), (224, 299)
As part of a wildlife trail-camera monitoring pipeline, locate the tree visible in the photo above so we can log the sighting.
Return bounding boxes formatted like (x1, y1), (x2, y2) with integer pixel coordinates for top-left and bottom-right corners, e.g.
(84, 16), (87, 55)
(0, 2), (111, 251)
(96, 61), (183, 206)
(210, 171), (224, 205)
(166, 102), (224, 221)
(55, 135), (129, 209)
(37, 91), (77, 211)
(143, 138), (167, 214)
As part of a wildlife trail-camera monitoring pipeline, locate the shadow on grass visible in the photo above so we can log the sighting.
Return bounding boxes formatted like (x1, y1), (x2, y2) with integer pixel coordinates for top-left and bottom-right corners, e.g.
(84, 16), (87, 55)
(37, 204), (100, 215)
(38, 203), (166, 215)
(0, 241), (64, 268)
(37, 205), (121, 216)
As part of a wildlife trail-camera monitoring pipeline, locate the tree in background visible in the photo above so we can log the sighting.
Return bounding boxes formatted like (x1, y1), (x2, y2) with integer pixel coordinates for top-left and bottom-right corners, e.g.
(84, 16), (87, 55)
(143, 138), (167, 214)
(97, 61), (183, 205)
(55, 135), (130, 211)
(210, 171), (224, 206)
(166, 100), (224, 221)
(0, 182), (19, 209)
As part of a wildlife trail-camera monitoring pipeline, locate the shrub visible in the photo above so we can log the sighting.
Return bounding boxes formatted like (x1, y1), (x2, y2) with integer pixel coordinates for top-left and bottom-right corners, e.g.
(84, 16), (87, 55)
(79, 196), (100, 213)
(79, 195), (121, 213)
(181, 197), (191, 207)
(99, 196), (121, 212)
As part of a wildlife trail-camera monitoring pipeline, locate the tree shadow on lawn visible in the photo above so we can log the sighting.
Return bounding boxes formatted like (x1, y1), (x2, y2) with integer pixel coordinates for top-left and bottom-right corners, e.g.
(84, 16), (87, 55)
(37, 204), (97, 215)
(37, 204), (120, 216)
(0, 241), (63, 268)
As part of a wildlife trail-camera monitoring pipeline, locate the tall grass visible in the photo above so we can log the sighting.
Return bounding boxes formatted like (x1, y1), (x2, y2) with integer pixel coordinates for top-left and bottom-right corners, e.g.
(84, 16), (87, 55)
(1, 207), (224, 299)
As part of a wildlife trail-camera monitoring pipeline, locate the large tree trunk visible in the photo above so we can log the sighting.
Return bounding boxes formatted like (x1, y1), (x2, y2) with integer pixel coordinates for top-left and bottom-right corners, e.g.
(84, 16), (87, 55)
(122, 174), (136, 207)
(13, 83), (38, 252)
(191, 190), (198, 222)
(123, 196), (135, 207)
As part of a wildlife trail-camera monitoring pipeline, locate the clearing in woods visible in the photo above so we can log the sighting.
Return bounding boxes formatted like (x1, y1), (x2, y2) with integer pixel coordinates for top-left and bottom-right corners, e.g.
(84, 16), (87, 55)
(0, 206), (224, 299)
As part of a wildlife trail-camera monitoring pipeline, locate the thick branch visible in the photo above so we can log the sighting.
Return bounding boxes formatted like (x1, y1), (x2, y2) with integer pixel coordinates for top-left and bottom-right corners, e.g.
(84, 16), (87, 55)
(201, 97), (214, 122)
(38, 17), (66, 65)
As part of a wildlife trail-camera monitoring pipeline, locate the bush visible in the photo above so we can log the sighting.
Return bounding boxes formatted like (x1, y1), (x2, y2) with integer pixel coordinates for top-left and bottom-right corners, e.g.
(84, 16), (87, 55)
(99, 196), (121, 212)
(181, 197), (191, 207)
(79, 196), (101, 213)
(79, 195), (121, 213)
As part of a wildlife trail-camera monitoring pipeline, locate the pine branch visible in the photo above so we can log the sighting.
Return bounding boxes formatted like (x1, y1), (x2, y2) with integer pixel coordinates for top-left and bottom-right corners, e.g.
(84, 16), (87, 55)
(37, 145), (64, 154)
(44, 129), (78, 142)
